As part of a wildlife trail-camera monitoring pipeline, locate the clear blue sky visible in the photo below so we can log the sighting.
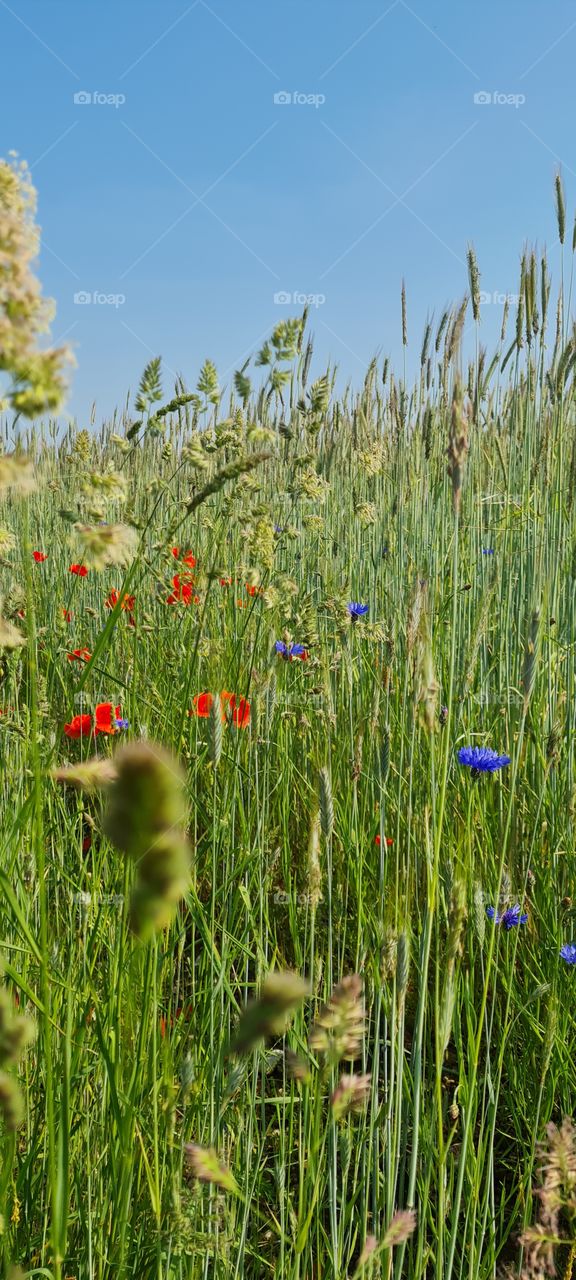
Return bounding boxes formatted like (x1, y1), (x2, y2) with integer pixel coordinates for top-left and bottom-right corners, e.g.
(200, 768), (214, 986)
(2, 0), (576, 422)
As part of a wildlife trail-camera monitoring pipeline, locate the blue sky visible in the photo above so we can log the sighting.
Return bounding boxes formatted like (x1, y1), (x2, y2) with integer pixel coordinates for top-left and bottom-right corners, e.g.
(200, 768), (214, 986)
(2, 0), (576, 422)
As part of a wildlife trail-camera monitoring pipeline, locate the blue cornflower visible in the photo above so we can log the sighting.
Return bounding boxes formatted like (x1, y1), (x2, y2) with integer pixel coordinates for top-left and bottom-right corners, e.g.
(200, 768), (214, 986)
(458, 746), (511, 775)
(274, 524), (284, 534)
(115, 717), (129, 730)
(348, 602), (369, 620)
(275, 641), (308, 661)
(560, 943), (576, 965)
(486, 904), (528, 929)
(482, 548), (495, 555)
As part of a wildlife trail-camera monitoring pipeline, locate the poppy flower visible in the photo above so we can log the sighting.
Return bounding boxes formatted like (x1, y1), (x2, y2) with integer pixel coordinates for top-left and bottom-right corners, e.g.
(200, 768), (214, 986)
(191, 692), (213, 718)
(67, 648), (91, 663)
(70, 564), (88, 577)
(33, 551), (48, 563)
(172, 548), (196, 568)
(64, 714), (93, 739)
(94, 702), (122, 735)
(375, 835), (394, 847)
(166, 574), (199, 605)
(275, 641), (308, 661)
(61, 608), (73, 623)
(245, 584), (262, 597)
(219, 577), (232, 588)
(82, 834), (92, 853)
(105, 589), (135, 612)
(189, 691), (250, 728)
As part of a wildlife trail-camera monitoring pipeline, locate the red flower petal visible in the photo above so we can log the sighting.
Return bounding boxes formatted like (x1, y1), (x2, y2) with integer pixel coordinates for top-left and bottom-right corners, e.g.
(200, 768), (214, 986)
(64, 714), (92, 739)
(33, 551), (48, 562)
(94, 702), (121, 735)
(70, 564), (88, 577)
(190, 692), (213, 718)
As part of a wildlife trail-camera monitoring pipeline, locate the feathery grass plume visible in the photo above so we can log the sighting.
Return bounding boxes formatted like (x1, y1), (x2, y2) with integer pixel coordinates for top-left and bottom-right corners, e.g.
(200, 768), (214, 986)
(0, 155), (71, 416)
(515, 272), (526, 351)
(500, 295), (510, 344)
(184, 1144), (238, 1194)
(185, 450), (272, 514)
(208, 691), (223, 767)
(331, 1072), (371, 1121)
(73, 522), (138, 571)
(435, 308), (450, 353)
(103, 742), (192, 938)
(555, 172), (566, 246)
(396, 931), (409, 1005)
(0, 453), (36, 495)
(134, 355), (163, 417)
(467, 245), (481, 322)
(414, 600), (439, 732)
(401, 280), (408, 346)
(382, 1210), (417, 1248)
(309, 974), (365, 1064)
(0, 979), (35, 1129)
(522, 607), (541, 707)
(438, 877), (466, 1057)
(51, 758), (118, 791)
(306, 810), (323, 910)
(407, 577), (426, 655)
(318, 766), (334, 841)
(420, 318), (432, 368)
(473, 883), (486, 947)
(229, 971), (310, 1054)
(285, 1049), (312, 1085)
(0, 607), (25, 649)
(520, 1118), (576, 1277)
(447, 377), (469, 515)
(447, 297), (468, 365)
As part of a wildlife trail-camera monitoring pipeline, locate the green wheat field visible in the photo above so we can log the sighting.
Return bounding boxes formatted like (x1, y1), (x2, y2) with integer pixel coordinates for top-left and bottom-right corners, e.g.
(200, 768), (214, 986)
(2, 157), (576, 1280)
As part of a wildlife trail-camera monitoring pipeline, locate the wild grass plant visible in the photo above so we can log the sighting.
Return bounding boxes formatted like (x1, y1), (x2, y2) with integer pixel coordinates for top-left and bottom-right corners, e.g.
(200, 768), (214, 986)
(1, 155), (576, 1278)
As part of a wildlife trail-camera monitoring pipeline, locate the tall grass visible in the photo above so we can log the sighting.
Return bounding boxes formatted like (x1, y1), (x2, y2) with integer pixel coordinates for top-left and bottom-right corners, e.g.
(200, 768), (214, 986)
(1, 213), (576, 1280)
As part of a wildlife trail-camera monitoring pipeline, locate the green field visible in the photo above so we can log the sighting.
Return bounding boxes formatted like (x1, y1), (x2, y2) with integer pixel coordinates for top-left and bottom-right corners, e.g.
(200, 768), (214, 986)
(2, 158), (576, 1279)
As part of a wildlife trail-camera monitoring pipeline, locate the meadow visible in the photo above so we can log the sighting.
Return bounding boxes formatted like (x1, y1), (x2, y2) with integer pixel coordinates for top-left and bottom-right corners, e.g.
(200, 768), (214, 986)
(2, 159), (576, 1279)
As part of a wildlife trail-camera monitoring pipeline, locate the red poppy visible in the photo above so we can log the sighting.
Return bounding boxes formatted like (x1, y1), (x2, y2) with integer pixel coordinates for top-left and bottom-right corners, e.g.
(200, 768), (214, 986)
(375, 835), (394, 847)
(64, 714), (93, 739)
(61, 608), (73, 623)
(166, 574), (199, 605)
(105, 589), (136, 612)
(190, 692), (213, 718)
(159, 1002), (193, 1039)
(219, 577), (232, 588)
(245, 583), (261, 597)
(172, 548), (196, 568)
(82, 834), (92, 853)
(67, 648), (91, 663)
(33, 551), (48, 563)
(189, 691), (250, 728)
(70, 564), (88, 577)
(227, 694), (250, 728)
(94, 702), (121, 735)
